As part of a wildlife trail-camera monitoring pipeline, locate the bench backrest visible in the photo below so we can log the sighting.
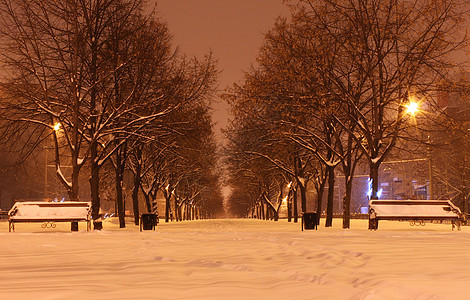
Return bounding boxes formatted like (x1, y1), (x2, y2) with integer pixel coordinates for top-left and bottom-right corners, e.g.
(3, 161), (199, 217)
(9, 201), (91, 220)
(369, 200), (462, 218)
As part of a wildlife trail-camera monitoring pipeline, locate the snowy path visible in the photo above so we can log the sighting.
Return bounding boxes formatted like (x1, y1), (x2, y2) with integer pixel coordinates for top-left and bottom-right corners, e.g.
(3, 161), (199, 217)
(0, 219), (469, 299)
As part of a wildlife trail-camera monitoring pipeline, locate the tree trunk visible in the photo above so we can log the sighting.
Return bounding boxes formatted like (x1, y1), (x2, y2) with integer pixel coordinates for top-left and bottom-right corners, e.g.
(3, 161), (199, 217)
(164, 190), (171, 222)
(115, 150), (125, 228)
(287, 191), (292, 222)
(69, 168), (79, 201)
(182, 203), (185, 221)
(175, 199), (179, 221)
(370, 162), (380, 200)
(143, 193), (152, 213)
(181, 204), (185, 221)
(325, 165), (335, 227)
(293, 188), (298, 223)
(131, 147), (145, 224)
(298, 181), (307, 213)
(342, 178), (353, 229)
(316, 180), (326, 226)
(69, 49), (80, 202)
(88, 17), (100, 229)
(260, 201), (265, 220)
(65, 18), (81, 203)
(90, 141), (100, 229)
(132, 166), (141, 226)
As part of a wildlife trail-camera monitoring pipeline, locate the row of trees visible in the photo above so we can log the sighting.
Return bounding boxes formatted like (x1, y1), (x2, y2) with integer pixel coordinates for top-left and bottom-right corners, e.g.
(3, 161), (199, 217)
(0, 0), (224, 227)
(224, 0), (467, 228)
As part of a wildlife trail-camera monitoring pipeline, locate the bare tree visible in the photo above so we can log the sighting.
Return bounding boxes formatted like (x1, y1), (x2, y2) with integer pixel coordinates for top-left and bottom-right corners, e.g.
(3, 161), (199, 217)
(288, 0), (466, 201)
(0, 0), (218, 229)
(225, 0), (466, 228)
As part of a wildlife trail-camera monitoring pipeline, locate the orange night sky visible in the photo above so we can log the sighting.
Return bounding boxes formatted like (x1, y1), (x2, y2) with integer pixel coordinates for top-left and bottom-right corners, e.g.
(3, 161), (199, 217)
(156, 0), (290, 141)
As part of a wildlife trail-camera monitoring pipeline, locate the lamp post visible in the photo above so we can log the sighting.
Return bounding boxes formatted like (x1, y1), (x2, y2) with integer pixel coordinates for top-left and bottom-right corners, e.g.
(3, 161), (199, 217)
(426, 136), (434, 199)
(44, 145), (48, 199)
(44, 123), (61, 200)
(406, 99), (435, 200)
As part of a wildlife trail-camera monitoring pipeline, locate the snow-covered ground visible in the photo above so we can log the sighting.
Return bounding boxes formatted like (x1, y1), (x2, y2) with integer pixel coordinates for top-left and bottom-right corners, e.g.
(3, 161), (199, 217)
(0, 218), (469, 300)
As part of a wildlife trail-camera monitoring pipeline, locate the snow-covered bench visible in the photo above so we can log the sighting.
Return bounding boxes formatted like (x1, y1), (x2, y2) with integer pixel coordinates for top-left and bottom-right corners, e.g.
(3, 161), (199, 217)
(8, 201), (92, 232)
(368, 200), (464, 230)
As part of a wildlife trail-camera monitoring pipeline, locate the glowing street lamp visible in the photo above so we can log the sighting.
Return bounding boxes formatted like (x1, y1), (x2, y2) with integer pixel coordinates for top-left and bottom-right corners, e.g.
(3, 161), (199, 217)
(406, 101), (419, 116)
(53, 123), (61, 131)
(282, 196), (288, 204)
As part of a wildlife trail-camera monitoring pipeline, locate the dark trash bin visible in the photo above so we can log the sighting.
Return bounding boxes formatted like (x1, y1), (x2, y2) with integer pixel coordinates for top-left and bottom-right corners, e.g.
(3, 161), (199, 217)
(140, 213), (157, 231)
(302, 212), (318, 231)
(93, 221), (103, 231)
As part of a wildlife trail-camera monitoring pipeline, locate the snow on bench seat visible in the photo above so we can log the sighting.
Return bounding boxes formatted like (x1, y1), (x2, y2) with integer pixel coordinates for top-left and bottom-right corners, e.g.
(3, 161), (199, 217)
(8, 201), (91, 232)
(368, 200), (463, 230)
(370, 200), (461, 218)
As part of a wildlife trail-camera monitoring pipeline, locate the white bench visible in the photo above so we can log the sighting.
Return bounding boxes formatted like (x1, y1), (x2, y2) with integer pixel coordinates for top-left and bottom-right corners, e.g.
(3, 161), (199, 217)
(368, 200), (464, 230)
(8, 201), (92, 232)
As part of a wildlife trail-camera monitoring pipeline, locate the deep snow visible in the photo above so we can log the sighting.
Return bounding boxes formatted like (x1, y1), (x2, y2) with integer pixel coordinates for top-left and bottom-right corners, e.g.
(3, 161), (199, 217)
(0, 218), (469, 300)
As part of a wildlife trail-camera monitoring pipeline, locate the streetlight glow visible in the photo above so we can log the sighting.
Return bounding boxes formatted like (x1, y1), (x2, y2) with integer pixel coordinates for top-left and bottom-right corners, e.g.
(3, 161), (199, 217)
(53, 123), (61, 131)
(406, 101), (419, 116)
(282, 196), (288, 204)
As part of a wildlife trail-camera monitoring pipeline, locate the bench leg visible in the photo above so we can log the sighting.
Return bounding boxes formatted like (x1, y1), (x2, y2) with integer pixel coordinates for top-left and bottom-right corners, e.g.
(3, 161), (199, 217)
(71, 221), (79, 231)
(453, 220), (462, 231)
(369, 218), (378, 230)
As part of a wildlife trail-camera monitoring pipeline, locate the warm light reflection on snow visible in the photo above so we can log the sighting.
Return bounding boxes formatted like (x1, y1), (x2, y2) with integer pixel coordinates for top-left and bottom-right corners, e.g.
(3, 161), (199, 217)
(0, 219), (468, 299)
